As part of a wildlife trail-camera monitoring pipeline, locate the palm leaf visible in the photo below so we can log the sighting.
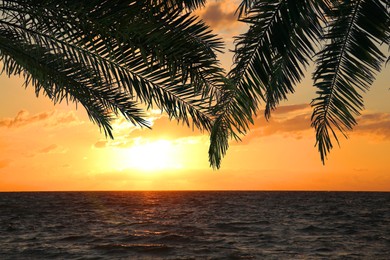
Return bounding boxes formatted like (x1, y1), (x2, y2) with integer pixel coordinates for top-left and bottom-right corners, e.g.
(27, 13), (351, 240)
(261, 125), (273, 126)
(152, 0), (207, 11)
(312, 0), (389, 162)
(0, 28), (150, 137)
(209, 0), (327, 168)
(0, 0), (224, 138)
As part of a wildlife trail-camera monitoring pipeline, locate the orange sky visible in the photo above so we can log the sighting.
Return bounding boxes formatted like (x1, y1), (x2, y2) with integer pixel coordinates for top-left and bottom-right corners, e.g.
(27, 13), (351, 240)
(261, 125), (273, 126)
(1, 1), (389, 191)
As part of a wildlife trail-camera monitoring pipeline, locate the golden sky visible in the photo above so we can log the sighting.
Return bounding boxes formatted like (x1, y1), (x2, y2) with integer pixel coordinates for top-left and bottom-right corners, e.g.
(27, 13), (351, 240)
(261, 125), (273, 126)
(1, 1), (389, 191)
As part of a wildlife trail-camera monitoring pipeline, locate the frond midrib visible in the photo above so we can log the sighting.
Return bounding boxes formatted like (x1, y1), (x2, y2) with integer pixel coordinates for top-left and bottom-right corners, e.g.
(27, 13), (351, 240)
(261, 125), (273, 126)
(233, 0), (285, 87)
(319, 0), (362, 129)
(0, 18), (215, 127)
(212, 1), (288, 145)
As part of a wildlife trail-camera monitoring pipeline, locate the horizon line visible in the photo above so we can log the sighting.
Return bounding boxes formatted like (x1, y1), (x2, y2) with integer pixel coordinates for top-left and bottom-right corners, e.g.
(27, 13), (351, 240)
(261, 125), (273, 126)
(1, 189), (389, 193)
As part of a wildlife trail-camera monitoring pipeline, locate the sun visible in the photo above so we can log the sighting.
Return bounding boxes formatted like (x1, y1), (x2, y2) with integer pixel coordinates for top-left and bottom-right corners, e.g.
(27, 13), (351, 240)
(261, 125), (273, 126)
(120, 139), (183, 172)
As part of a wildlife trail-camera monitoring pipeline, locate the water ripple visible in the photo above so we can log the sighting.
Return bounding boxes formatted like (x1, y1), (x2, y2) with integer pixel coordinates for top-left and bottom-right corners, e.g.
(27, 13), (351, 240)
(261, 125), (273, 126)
(0, 191), (389, 259)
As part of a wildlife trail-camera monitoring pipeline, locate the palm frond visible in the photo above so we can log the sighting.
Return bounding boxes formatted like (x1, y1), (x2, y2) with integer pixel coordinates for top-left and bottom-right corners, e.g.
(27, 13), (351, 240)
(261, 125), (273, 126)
(0, 0), (224, 137)
(208, 78), (253, 169)
(234, 0), (327, 118)
(152, 0), (207, 12)
(209, 0), (327, 168)
(312, 0), (389, 162)
(0, 28), (150, 137)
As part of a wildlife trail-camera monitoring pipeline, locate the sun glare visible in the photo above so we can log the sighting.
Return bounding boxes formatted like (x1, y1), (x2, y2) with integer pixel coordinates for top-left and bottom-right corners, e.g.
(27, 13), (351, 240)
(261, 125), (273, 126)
(119, 139), (183, 172)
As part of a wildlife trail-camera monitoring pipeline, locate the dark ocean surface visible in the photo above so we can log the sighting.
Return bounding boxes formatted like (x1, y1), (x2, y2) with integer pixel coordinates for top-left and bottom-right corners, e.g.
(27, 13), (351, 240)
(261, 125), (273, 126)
(0, 191), (389, 259)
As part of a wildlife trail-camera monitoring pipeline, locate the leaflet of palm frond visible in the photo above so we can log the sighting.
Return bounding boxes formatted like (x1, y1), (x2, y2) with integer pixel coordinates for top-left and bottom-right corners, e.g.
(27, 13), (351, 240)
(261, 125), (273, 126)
(0, 31), (150, 138)
(386, 31), (390, 65)
(237, 0), (256, 17)
(85, 1), (224, 91)
(312, 0), (388, 163)
(13, 0), (225, 99)
(208, 0), (327, 169)
(208, 78), (254, 169)
(115, 2), (225, 100)
(0, 0), (223, 135)
(3, 1), (222, 93)
(233, 0), (327, 119)
(151, 0), (207, 12)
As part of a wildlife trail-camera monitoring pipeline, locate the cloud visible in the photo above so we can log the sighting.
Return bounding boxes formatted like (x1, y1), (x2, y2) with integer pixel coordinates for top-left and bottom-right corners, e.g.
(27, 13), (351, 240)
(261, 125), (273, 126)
(355, 112), (390, 140)
(199, 2), (237, 30)
(94, 140), (107, 148)
(39, 144), (58, 153)
(239, 104), (390, 144)
(94, 114), (205, 149)
(22, 144), (68, 158)
(95, 103), (334, 148)
(262, 114), (312, 136)
(93, 101), (389, 150)
(269, 104), (310, 115)
(0, 110), (81, 129)
(238, 104), (311, 143)
(37, 144), (67, 154)
(260, 104), (312, 134)
(50, 112), (80, 126)
(146, 115), (204, 137)
(93, 139), (135, 149)
(0, 110), (53, 128)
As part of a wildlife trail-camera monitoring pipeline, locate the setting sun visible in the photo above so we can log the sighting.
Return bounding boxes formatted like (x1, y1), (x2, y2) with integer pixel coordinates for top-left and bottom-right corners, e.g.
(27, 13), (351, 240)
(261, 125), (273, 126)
(0, 0), (388, 193)
(117, 139), (183, 172)
(0, 1), (389, 259)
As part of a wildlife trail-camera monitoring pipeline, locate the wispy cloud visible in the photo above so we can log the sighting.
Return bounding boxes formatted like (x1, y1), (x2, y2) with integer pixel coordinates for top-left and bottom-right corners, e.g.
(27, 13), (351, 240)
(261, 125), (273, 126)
(93, 139), (135, 149)
(199, 2), (237, 30)
(94, 113), (204, 149)
(240, 104), (390, 144)
(0, 110), (53, 128)
(196, 0), (246, 46)
(94, 140), (107, 149)
(37, 144), (67, 154)
(355, 112), (390, 140)
(0, 110), (81, 129)
(92, 102), (389, 149)
(269, 104), (310, 115)
(21, 144), (69, 158)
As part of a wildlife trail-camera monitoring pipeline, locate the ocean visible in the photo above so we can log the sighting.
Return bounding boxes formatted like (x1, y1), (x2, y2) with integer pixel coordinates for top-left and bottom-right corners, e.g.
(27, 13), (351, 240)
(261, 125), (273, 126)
(0, 191), (389, 259)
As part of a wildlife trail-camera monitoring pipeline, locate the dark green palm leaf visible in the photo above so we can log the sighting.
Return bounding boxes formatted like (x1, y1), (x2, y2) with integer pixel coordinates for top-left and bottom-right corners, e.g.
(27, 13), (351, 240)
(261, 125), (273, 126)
(0, 0), (224, 138)
(209, 0), (327, 168)
(0, 28), (149, 137)
(152, 0), (207, 12)
(312, 0), (389, 162)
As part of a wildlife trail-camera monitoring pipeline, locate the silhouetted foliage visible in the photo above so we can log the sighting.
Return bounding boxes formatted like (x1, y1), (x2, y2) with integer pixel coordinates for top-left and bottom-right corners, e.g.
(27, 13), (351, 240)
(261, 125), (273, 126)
(209, 0), (389, 168)
(0, 0), (224, 138)
(1, 0), (388, 169)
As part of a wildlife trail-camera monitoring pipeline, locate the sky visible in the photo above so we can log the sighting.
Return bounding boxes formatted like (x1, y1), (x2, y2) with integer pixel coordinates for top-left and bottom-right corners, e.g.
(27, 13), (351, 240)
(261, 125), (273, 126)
(0, 1), (389, 191)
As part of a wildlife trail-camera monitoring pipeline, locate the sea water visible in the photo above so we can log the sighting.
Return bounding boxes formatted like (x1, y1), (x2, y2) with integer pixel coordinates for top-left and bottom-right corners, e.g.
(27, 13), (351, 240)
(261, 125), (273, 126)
(0, 191), (389, 259)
